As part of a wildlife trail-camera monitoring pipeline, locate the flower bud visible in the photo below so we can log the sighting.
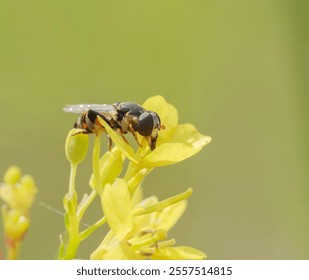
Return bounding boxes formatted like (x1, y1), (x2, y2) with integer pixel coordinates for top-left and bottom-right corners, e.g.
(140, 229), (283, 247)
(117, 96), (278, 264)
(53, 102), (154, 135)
(65, 129), (89, 164)
(89, 147), (125, 190)
(4, 166), (21, 185)
(3, 208), (30, 241)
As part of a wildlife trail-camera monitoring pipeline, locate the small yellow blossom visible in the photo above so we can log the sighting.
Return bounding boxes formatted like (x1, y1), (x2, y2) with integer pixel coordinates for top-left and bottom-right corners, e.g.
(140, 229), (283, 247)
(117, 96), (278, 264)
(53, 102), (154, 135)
(0, 166), (37, 213)
(2, 208), (30, 241)
(3, 166), (21, 185)
(0, 166), (38, 259)
(140, 95), (211, 167)
(97, 96), (212, 198)
(91, 179), (206, 260)
(89, 147), (125, 191)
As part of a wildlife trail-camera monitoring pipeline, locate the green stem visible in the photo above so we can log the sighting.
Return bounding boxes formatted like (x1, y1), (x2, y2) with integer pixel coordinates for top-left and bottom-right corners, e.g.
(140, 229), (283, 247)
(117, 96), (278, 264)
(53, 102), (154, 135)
(78, 133), (104, 241)
(62, 215), (80, 260)
(134, 188), (193, 216)
(60, 132), (103, 259)
(61, 162), (80, 259)
(6, 241), (20, 260)
(80, 216), (107, 241)
(77, 189), (97, 220)
(127, 168), (152, 196)
(123, 143), (145, 182)
(69, 162), (78, 194)
(93, 133), (101, 193)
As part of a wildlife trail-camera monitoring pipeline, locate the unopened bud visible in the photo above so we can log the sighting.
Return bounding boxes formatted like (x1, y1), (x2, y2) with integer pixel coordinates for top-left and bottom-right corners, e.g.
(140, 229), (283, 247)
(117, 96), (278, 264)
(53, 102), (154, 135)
(4, 166), (21, 185)
(65, 129), (89, 164)
(4, 209), (30, 241)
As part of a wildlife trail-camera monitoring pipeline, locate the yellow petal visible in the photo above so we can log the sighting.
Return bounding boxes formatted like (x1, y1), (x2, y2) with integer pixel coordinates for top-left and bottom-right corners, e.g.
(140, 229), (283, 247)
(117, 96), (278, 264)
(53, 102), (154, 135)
(119, 242), (145, 260)
(4, 210), (30, 240)
(168, 123), (211, 149)
(4, 166), (21, 185)
(89, 147), (125, 189)
(90, 230), (117, 259)
(152, 246), (207, 260)
(0, 183), (14, 208)
(158, 200), (187, 232)
(126, 168), (149, 196)
(102, 179), (133, 240)
(132, 196), (159, 230)
(92, 242), (126, 260)
(91, 232), (143, 260)
(100, 242), (143, 260)
(0, 174), (37, 212)
(14, 176), (37, 212)
(142, 143), (202, 167)
(96, 245), (126, 260)
(142, 95), (178, 129)
(130, 185), (143, 208)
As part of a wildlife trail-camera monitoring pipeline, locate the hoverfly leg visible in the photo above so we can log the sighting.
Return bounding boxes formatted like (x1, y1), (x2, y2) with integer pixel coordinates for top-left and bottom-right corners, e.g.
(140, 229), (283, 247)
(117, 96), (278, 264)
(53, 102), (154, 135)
(107, 134), (113, 151)
(116, 128), (130, 144)
(72, 129), (89, 136)
(129, 124), (143, 147)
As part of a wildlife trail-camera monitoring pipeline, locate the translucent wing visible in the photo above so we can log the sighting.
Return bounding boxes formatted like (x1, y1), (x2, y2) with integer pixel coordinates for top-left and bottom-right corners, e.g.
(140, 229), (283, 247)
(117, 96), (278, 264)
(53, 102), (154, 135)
(63, 104), (115, 114)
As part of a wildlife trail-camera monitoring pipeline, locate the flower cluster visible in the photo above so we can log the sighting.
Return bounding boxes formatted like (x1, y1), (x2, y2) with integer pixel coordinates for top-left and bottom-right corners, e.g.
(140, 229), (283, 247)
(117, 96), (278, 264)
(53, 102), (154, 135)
(91, 180), (205, 259)
(0, 166), (38, 259)
(61, 96), (211, 259)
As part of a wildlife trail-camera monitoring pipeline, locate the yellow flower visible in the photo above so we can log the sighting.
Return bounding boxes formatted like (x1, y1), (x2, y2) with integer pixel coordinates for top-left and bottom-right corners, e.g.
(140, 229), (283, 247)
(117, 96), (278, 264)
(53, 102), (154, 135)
(1, 208), (30, 242)
(61, 95), (211, 259)
(0, 166), (38, 259)
(97, 95), (211, 196)
(0, 166), (37, 213)
(139, 95), (211, 167)
(89, 147), (125, 191)
(91, 179), (206, 260)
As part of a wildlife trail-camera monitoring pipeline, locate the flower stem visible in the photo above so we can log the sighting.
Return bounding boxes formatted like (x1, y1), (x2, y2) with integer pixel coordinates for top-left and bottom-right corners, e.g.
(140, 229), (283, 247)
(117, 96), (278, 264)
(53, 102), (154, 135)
(62, 215), (80, 260)
(6, 242), (20, 260)
(69, 162), (78, 194)
(77, 189), (97, 220)
(61, 162), (80, 259)
(93, 132), (101, 193)
(134, 188), (193, 216)
(80, 216), (107, 241)
(78, 133), (104, 241)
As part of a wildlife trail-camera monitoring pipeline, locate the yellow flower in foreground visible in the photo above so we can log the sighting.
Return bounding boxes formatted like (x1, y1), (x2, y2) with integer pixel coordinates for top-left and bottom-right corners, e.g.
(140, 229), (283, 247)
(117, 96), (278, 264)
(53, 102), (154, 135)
(91, 179), (206, 260)
(61, 95), (211, 259)
(98, 95), (211, 167)
(139, 95), (211, 167)
(97, 95), (212, 197)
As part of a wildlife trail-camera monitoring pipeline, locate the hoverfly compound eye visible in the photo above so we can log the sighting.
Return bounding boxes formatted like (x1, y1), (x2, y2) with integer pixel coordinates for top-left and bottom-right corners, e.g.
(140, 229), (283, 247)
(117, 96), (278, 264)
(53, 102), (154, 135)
(135, 112), (155, 136)
(151, 111), (161, 129)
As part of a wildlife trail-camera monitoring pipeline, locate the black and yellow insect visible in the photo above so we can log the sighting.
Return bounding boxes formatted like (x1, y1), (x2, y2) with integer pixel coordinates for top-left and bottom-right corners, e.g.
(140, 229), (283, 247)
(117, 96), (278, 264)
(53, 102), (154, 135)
(64, 102), (164, 150)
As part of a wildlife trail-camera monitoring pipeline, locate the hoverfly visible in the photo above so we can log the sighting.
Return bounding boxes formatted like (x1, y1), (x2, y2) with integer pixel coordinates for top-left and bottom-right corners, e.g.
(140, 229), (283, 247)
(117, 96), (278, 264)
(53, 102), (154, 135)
(63, 102), (164, 150)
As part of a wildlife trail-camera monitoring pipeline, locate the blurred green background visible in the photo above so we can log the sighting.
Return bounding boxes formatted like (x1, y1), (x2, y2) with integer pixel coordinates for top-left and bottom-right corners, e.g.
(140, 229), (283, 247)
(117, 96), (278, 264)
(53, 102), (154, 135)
(0, 0), (308, 259)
